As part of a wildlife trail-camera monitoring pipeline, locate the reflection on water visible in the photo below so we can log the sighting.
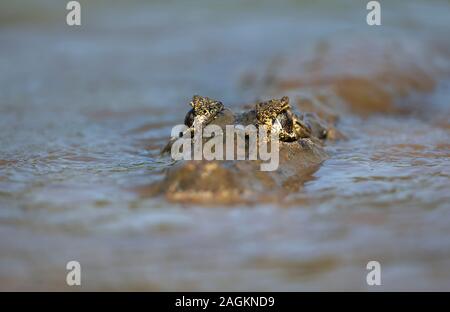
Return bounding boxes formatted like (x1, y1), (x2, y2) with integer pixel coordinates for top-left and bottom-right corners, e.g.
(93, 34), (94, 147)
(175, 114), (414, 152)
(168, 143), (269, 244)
(0, 0), (450, 290)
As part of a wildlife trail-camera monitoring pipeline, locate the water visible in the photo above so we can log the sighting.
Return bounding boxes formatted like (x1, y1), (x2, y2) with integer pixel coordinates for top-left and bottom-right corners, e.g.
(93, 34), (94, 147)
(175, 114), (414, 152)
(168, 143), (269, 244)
(0, 0), (449, 290)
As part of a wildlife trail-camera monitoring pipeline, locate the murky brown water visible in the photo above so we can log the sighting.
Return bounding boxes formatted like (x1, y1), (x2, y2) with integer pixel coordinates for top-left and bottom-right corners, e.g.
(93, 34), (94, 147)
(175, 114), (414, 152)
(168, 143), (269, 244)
(1, 0), (450, 290)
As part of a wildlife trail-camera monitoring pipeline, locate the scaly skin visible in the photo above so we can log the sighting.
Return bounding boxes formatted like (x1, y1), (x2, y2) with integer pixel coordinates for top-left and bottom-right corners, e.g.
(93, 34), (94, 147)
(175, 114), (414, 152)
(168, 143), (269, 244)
(162, 95), (225, 154)
(155, 95), (331, 204)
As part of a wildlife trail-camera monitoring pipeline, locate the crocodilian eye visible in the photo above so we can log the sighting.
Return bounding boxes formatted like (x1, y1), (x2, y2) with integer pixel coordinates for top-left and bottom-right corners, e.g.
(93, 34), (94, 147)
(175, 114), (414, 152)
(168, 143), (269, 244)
(274, 110), (294, 133)
(184, 108), (195, 128)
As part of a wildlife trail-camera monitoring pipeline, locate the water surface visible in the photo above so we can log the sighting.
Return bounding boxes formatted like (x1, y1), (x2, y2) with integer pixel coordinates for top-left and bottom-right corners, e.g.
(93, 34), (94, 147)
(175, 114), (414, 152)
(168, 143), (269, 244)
(0, 0), (450, 290)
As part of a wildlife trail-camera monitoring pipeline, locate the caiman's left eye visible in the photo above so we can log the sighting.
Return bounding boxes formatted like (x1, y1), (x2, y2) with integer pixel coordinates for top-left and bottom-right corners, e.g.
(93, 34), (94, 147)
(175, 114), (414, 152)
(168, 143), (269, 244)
(184, 108), (195, 128)
(274, 110), (294, 133)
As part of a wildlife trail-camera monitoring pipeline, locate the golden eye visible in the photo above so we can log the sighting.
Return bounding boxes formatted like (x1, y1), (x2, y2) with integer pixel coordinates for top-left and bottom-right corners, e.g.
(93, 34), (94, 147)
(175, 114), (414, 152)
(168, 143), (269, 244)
(274, 111), (293, 132)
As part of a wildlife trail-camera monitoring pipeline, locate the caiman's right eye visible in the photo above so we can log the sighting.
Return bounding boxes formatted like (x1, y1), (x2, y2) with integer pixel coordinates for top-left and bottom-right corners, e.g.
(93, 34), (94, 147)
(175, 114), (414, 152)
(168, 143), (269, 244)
(184, 108), (195, 128)
(274, 110), (294, 133)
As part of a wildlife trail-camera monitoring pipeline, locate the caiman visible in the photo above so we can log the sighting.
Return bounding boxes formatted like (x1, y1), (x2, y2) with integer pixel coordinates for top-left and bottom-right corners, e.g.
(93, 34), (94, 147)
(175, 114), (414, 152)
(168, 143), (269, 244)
(154, 95), (332, 204)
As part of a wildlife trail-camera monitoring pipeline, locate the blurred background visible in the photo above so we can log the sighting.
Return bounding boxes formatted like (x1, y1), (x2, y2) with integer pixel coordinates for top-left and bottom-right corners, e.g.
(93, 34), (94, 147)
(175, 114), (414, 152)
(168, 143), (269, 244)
(0, 0), (449, 290)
